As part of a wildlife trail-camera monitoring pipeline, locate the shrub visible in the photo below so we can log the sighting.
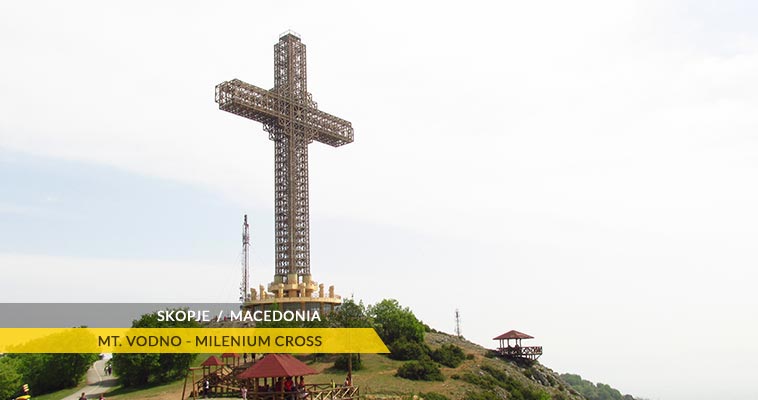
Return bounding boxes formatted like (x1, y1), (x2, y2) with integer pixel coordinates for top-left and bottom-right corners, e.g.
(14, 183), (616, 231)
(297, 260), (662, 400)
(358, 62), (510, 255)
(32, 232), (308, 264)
(430, 344), (466, 367)
(396, 359), (444, 381)
(464, 391), (501, 400)
(332, 353), (363, 371)
(419, 392), (450, 400)
(389, 338), (429, 361)
(464, 365), (551, 400)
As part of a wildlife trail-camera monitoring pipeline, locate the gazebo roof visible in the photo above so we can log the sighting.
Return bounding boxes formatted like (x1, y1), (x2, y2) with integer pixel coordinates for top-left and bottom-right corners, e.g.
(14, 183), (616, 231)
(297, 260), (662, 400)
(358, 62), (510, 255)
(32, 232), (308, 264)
(237, 354), (318, 379)
(221, 352), (241, 358)
(201, 355), (225, 366)
(493, 330), (534, 340)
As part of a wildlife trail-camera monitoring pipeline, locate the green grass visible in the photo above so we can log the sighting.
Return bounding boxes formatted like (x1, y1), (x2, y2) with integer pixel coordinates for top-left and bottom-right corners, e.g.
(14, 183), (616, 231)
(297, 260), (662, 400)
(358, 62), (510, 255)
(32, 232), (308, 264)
(103, 379), (187, 399)
(31, 374), (90, 400)
(34, 385), (86, 400)
(99, 354), (210, 399)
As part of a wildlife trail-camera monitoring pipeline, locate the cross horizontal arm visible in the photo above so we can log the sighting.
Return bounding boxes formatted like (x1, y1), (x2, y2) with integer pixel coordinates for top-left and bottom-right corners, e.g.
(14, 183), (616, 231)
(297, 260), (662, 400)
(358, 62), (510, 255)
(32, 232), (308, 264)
(215, 79), (354, 147)
(305, 105), (354, 147)
(215, 79), (283, 126)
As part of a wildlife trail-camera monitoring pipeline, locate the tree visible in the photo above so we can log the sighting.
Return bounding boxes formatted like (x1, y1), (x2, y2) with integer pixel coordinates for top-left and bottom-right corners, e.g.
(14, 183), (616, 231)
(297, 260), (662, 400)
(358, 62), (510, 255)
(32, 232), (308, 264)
(0, 357), (22, 400)
(329, 299), (372, 328)
(111, 309), (199, 386)
(9, 353), (97, 395)
(368, 299), (425, 345)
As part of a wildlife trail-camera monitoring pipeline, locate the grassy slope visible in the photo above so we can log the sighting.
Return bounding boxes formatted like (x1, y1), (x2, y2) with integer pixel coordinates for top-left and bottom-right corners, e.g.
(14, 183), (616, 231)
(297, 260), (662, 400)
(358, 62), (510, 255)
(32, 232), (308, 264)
(34, 386), (86, 400)
(103, 333), (585, 400)
(103, 354), (213, 400)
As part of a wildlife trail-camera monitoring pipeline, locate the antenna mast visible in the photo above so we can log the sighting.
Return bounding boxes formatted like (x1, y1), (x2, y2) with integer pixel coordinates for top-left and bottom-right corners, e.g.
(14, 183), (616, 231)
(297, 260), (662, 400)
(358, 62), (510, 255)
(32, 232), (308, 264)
(241, 214), (251, 302)
(455, 309), (462, 338)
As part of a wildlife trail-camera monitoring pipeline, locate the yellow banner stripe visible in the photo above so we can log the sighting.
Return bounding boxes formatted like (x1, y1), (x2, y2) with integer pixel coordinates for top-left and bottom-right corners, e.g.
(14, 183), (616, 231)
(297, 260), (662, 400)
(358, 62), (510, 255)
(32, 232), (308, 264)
(0, 328), (388, 354)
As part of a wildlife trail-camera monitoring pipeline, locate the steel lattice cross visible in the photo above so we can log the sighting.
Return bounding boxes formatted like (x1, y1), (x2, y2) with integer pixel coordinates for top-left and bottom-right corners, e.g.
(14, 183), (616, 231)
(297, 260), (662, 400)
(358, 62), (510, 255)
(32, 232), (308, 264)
(215, 33), (354, 284)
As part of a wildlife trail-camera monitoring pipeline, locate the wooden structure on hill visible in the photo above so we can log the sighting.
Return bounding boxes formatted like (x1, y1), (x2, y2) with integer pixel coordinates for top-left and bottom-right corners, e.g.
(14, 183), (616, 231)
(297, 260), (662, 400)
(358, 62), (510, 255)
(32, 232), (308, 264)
(237, 354), (359, 400)
(221, 352), (242, 367)
(182, 354), (359, 400)
(493, 330), (543, 361)
(184, 355), (252, 399)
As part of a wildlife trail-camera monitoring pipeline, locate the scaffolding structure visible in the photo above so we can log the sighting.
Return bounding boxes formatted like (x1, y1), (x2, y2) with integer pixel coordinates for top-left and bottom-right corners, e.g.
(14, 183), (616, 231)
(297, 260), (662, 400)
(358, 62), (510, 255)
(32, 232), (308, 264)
(241, 215), (251, 302)
(216, 32), (352, 309)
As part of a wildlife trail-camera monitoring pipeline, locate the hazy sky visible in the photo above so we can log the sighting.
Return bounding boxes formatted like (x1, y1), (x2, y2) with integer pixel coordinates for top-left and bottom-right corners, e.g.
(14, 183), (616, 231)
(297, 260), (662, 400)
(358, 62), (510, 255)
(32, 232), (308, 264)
(2, 1), (758, 399)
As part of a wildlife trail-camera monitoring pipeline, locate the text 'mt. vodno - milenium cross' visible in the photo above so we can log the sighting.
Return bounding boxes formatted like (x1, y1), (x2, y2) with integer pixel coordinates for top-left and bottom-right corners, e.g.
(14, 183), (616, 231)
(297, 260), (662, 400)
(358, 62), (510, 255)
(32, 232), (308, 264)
(215, 32), (354, 285)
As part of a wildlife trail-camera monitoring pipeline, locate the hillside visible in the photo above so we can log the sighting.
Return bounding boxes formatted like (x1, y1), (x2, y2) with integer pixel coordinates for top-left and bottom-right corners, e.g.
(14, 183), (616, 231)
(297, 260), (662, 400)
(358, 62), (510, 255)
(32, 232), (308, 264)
(99, 330), (639, 400)
(342, 331), (587, 400)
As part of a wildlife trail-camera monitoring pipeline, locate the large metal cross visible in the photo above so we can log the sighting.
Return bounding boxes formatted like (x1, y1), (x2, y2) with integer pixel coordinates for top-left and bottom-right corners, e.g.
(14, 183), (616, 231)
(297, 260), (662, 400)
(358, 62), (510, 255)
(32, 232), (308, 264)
(215, 32), (354, 286)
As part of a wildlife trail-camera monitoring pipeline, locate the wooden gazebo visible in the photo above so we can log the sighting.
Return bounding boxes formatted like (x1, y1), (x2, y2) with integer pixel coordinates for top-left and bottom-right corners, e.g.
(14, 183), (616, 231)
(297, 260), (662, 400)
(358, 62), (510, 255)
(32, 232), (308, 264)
(237, 354), (359, 400)
(493, 330), (543, 361)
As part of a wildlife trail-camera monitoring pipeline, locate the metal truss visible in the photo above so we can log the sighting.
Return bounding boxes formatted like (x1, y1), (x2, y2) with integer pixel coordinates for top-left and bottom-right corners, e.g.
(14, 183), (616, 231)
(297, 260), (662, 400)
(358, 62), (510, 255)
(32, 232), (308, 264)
(216, 33), (353, 283)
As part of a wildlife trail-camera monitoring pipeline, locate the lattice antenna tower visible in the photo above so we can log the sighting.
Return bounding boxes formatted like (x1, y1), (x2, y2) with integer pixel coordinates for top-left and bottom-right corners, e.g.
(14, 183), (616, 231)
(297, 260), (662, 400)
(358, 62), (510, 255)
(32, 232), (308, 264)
(455, 309), (462, 338)
(241, 214), (251, 302)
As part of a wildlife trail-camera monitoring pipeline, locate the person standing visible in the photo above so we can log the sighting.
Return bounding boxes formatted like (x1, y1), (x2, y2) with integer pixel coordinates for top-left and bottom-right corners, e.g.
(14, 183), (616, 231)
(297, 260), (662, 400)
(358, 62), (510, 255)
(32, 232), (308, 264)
(240, 387), (248, 400)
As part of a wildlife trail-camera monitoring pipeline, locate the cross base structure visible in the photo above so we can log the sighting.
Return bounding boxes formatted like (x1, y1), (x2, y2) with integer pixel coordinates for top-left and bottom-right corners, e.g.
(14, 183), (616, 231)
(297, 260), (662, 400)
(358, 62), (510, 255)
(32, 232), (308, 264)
(246, 278), (342, 315)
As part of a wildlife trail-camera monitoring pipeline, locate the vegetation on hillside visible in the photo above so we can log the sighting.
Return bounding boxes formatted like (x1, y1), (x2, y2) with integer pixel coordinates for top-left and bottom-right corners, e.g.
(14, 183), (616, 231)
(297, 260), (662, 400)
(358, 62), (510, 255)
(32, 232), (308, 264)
(12, 353), (97, 394)
(1, 330), (97, 397)
(111, 309), (199, 386)
(0, 356), (23, 400)
(560, 374), (637, 400)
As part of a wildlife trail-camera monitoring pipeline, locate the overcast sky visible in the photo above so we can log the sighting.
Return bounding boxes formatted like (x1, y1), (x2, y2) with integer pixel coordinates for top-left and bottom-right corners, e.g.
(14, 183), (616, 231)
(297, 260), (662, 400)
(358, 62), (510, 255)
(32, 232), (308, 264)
(2, 1), (758, 399)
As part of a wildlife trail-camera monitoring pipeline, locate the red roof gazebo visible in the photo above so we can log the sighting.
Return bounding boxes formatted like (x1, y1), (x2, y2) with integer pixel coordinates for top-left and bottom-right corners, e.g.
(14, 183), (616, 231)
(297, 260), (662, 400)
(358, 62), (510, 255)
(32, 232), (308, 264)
(238, 354), (367, 400)
(238, 354), (318, 379)
(493, 330), (542, 361)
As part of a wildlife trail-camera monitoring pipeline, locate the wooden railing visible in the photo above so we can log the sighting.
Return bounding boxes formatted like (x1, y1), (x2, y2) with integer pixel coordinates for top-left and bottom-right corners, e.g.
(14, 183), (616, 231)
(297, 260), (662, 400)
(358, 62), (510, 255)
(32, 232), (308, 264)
(249, 384), (359, 400)
(496, 346), (543, 360)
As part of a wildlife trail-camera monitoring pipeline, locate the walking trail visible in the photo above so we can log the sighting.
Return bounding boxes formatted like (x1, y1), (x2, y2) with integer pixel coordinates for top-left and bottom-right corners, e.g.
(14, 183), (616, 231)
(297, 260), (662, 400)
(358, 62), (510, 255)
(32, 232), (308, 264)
(61, 359), (118, 400)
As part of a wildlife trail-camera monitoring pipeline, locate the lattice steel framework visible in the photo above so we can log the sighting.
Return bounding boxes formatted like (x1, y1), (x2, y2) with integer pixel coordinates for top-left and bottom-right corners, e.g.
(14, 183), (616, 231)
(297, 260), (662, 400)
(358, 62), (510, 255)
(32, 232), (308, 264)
(241, 214), (250, 302)
(216, 32), (353, 285)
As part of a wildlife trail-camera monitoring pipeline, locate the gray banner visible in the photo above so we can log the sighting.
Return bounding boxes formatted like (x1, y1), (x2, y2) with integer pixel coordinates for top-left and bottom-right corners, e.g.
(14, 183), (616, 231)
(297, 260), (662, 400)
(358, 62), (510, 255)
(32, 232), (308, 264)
(0, 303), (244, 327)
